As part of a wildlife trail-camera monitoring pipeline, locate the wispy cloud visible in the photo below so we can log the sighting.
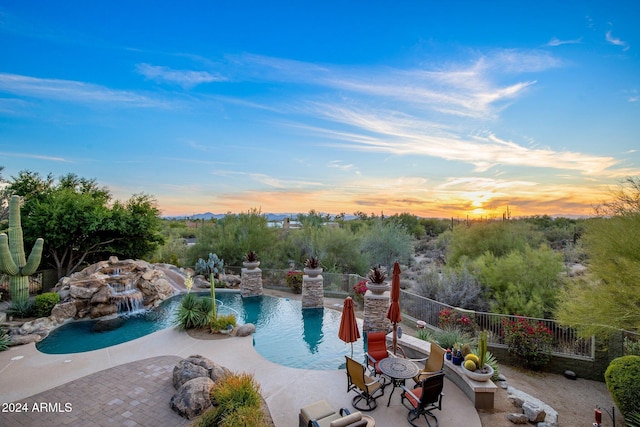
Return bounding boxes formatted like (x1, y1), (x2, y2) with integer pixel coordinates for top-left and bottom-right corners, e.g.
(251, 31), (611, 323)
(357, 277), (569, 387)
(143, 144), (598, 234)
(233, 50), (557, 119)
(0, 151), (72, 162)
(135, 63), (226, 88)
(605, 30), (630, 51)
(298, 102), (624, 177)
(327, 160), (358, 173)
(0, 73), (170, 108)
(547, 37), (582, 47)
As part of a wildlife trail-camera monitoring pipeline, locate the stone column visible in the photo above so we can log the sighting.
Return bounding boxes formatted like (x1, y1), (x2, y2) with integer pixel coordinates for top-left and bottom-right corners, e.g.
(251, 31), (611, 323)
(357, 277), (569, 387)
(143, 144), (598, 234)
(301, 274), (324, 308)
(241, 266), (263, 297)
(363, 290), (391, 333)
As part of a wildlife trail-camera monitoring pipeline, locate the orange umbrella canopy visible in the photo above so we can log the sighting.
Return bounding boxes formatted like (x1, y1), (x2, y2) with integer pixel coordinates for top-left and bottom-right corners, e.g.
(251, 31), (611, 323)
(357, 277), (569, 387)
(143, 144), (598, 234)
(386, 261), (402, 324)
(338, 297), (360, 345)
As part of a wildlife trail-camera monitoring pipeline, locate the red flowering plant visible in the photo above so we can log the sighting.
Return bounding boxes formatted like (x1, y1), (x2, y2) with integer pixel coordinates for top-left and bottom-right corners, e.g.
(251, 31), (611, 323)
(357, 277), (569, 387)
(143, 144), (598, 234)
(438, 308), (476, 335)
(353, 279), (368, 304)
(502, 316), (553, 369)
(285, 270), (303, 294)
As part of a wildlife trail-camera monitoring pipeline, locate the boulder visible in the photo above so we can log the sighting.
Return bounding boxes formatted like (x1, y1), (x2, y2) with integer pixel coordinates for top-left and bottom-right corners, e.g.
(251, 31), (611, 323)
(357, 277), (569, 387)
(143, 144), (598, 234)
(89, 303), (117, 319)
(523, 401), (546, 423)
(9, 334), (42, 346)
(90, 286), (111, 304)
(92, 317), (125, 332)
(170, 376), (214, 419)
(173, 360), (210, 390)
(70, 284), (100, 299)
(184, 355), (231, 382)
(507, 413), (529, 424)
(235, 323), (256, 337)
(51, 301), (77, 320)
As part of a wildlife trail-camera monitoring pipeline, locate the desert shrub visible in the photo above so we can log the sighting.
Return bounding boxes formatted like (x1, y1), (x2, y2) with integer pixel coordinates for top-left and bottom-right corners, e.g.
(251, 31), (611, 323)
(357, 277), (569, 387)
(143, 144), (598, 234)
(416, 328), (435, 342)
(502, 317), (553, 369)
(34, 292), (60, 318)
(218, 405), (267, 427)
(174, 293), (210, 329)
(438, 308), (477, 335)
(205, 372), (265, 426)
(7, 299), (33, 318)
(285, 271), (303, 294)
(434, 263), (489, 311)
(211, 314), (237, 333)
(605, 356), (640, 419)
(0, 327), (9, 351)
(446, 220), (544, 266)
(433, 325), (475, 350)
(624, 336), (640, 356)
(475, 245), (564, 317)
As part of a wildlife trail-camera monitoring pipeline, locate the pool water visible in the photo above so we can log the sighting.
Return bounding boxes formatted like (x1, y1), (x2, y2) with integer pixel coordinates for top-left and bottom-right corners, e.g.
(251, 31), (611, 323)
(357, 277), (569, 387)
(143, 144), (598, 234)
(36, 293), (365, 370)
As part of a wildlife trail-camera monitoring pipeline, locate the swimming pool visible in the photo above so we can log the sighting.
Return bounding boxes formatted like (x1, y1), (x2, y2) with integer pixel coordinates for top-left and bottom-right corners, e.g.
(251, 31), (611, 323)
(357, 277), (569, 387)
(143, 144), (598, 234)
(36, 293), (365, 370)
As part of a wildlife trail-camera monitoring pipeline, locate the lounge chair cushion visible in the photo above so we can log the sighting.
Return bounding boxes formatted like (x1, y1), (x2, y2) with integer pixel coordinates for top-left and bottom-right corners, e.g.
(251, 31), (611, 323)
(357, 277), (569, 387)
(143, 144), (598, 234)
(329, 412), (362, 427)
(301, 400), (335, 424)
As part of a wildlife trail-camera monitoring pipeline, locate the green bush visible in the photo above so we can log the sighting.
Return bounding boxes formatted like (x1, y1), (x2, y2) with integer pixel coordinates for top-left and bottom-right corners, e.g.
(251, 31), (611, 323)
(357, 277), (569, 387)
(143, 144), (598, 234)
(285, 271), (303, 294)
(0, 327), (9, 351)
(211, 314), (237, 333)
(34, 292), (60, 318)
(605, 355), (640, 419)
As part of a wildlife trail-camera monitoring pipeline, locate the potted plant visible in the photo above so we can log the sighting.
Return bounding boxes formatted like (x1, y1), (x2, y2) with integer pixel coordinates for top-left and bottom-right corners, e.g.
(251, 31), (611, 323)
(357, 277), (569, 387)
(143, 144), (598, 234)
(451, 342), (463, 365)
(461, 330), (495, 382)
(303, 256), (322, 277)
(366, 266), (389, 295)
(243, 251), (260, 269)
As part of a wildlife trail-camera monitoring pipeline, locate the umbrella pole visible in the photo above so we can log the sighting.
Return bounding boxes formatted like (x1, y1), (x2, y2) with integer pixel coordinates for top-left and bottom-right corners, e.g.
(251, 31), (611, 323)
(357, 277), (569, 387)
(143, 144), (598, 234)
(392, 323), (398, 355)
(350, 342), (354, 358)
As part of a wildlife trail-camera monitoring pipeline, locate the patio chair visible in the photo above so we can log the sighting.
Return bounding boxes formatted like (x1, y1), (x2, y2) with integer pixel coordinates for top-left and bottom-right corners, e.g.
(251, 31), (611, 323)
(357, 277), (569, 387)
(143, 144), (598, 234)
(400, 371), (445, 427)
(365, 331), (391, 383)
(411, 341), (445, 386)
(345, 356), (385, 412)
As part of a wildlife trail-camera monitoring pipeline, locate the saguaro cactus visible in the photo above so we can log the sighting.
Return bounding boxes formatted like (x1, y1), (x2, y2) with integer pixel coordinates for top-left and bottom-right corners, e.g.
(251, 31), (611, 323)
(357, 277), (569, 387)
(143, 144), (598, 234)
(0, 195), (44, 305)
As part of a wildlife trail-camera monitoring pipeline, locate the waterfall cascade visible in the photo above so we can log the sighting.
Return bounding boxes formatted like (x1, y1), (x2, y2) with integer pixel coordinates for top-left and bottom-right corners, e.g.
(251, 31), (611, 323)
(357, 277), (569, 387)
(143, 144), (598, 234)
(108, 282), (144, 315)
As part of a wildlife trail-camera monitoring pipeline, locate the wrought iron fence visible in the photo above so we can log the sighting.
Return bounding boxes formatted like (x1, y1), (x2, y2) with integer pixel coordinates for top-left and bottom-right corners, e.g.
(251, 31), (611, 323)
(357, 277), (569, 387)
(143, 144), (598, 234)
(400, 290), (595, 360)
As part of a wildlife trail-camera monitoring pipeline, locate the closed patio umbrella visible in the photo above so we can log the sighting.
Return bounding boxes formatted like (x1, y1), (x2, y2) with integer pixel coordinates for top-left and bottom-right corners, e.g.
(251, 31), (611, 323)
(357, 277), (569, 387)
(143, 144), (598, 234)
(386, 261), (402, 355)
(338, 297), (360, 357)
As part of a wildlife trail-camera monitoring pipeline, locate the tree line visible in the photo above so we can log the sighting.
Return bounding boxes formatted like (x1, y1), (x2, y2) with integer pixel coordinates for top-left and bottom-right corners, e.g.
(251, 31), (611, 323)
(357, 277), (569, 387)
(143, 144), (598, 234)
(2, 166), (638, 338)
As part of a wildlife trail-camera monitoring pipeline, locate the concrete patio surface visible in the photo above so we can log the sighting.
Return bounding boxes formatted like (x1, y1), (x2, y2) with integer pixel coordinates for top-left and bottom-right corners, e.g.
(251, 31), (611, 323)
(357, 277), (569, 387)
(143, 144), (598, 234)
(0, 293), (482, 427)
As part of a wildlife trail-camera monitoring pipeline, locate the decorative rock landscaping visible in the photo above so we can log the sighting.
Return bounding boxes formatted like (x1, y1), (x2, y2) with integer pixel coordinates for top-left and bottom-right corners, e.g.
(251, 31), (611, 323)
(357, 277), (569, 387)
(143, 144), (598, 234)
(52, 256), (175, 320)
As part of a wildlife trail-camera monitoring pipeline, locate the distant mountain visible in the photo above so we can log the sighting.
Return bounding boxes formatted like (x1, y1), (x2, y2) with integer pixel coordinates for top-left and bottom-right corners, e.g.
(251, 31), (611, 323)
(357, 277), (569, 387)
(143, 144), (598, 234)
(164, 212), (309, 221)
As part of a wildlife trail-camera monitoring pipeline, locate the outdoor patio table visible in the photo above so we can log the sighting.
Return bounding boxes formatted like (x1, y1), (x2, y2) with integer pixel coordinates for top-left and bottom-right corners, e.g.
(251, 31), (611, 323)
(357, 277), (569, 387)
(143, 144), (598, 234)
(378, 357), (420, 407)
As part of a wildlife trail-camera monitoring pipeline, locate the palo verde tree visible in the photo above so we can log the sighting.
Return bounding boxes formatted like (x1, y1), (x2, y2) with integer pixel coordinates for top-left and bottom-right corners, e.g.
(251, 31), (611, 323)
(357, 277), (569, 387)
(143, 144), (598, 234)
(557, 177), (640, 337)
(7, 171), (164, 279)
(0, 196), (44, 305)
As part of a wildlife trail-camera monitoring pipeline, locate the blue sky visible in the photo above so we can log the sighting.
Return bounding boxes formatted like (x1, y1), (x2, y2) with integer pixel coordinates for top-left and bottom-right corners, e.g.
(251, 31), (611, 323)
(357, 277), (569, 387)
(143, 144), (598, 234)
(1, 1), (638, 218)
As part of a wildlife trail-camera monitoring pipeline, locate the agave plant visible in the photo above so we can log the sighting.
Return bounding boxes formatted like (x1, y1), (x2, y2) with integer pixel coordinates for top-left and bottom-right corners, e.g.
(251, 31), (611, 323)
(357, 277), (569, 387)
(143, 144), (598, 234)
(304, 256), (320, 269)
(244, 251), (258, 262)
(175, 293), (210, 330)
(367, 266), (387, 284)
